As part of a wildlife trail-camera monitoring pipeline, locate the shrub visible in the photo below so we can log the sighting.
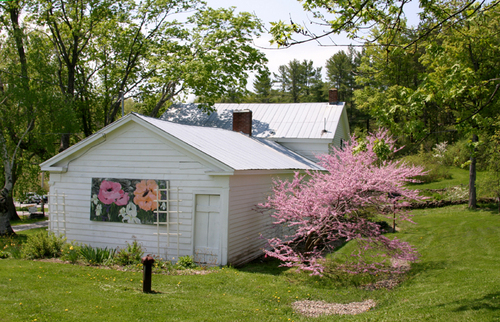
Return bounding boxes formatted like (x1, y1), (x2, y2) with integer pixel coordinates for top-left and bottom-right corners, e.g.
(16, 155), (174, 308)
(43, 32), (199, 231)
(21, 232), (66, 259)
(114, 241), (144, 266)
(153, 257), (175, 274)
(446, 185), (468, 200)
(0, 236), (22, 259)
(61, 242), (81, 264)
(260, 130), (425, 276)
(401, 153), (451, 183)
(79, 245), (115, 265)
(176, 255), (197, 269)
(443, 139), (470, 167)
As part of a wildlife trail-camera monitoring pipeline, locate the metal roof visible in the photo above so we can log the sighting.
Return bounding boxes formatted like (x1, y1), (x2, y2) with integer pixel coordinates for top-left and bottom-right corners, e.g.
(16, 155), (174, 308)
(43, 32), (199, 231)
(135, 114), (324, 171)
(160, 102), (345, 139)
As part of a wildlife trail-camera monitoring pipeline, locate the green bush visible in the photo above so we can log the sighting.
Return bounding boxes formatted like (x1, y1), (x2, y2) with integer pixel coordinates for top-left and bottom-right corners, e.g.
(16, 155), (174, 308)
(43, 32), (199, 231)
(443, 139), (470, 167)
(152, 257), (175, 274)
(445, 185), (469, 200)
(176, 255), (197, 269)
(60, 242), (81, 264)
(79, 245), (115, 265)
(114, 241), (144, 266)
(21, 232), (66, 259)
(401, 153), (452, 183)
(0, 236), (22, 259)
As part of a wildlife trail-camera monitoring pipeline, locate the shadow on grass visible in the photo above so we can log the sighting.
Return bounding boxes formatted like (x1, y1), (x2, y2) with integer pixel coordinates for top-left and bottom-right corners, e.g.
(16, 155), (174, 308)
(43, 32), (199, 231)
(407, 259), (447, 272)
(475, 202), (499, 215)
(453, 292), (500, 312)
(434, 292), (500, 312)
(236, 256), (289, 276)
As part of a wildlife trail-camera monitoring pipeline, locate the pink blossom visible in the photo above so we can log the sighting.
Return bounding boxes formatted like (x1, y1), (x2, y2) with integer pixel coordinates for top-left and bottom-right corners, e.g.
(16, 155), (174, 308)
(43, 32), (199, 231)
(259, 129), (426, 276)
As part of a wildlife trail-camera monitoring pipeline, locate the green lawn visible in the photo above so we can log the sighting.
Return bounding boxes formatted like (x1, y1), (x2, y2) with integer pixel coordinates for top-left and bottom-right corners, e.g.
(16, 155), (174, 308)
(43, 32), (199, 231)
(408, 166), (490, 191)
(1, 206), (500, 321)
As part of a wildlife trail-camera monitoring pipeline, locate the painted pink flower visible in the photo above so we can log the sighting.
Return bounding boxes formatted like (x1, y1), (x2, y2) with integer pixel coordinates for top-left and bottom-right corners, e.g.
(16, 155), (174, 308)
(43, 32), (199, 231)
(98, 180), (129, 205)
(115, 192), (130, 206)
(133, 180), (158, 211)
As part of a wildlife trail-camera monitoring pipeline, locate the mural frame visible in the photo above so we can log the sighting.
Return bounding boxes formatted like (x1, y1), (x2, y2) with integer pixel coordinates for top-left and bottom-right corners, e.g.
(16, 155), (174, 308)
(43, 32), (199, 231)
(90, 178), (168, 225)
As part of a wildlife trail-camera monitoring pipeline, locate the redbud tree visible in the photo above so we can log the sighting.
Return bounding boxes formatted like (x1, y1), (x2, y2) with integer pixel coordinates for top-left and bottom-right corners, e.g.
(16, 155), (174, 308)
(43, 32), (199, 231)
(260, 130), (426, 276)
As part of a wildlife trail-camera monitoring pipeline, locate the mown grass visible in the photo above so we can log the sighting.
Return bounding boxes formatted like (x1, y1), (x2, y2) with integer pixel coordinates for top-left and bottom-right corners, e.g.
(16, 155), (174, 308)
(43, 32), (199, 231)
(408, 166), (489, 191)
(1, 205), (500, 321)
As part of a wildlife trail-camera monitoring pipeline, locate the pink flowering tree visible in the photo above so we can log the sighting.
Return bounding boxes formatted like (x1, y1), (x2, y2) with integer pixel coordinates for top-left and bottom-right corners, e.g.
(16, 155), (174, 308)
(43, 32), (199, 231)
(259, 130), (426, 276)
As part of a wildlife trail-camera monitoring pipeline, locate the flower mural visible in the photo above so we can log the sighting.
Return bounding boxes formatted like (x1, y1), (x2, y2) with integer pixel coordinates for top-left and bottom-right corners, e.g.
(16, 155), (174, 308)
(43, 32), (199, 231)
(133, 180), (159, 211)
(119, 202), (141, 224)
(98, 180), (129, 205)
(90, 178), (167, 224)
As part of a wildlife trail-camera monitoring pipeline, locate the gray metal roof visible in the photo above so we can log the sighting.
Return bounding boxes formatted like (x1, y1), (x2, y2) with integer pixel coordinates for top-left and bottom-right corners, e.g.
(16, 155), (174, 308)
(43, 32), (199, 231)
(160, 102), (345, 139)
(135, 113), (324, 171)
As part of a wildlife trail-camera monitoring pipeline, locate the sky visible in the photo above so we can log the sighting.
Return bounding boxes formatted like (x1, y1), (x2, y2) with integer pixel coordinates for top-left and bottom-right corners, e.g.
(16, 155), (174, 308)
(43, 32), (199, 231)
(205, 0), (351, 88)
(204, 0), (422, 90)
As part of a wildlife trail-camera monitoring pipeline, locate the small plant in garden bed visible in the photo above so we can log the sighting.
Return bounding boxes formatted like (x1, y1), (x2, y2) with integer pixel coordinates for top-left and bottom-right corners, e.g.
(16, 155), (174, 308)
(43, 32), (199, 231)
(21, 231), (66, 259)
(60, 242), (81, 264)
(0, 236), (22, 259)
(152, 257), (175, 274)
(175, 255), (197, 269)
(79, 245), (115, 265)
(114, 240), (143, 266)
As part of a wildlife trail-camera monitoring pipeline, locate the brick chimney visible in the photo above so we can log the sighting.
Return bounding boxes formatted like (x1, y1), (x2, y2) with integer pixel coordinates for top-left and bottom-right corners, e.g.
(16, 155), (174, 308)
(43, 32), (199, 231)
(232, 109), (252, 136)
(329, 88), (338, 105)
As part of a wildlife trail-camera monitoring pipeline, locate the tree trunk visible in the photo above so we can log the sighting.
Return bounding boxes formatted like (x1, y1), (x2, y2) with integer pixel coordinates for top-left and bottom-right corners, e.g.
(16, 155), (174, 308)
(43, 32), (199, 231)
(7, 194), (20, 221)
(59, 133), (70, 152)
(468, 133), (478, 209)
(0, 189), (15, 236)
(497, 192), (500, 214)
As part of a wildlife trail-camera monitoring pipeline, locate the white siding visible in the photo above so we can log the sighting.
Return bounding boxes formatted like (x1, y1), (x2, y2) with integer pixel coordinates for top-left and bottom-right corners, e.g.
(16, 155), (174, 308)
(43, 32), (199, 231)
(47, 122), (229, 261)
(333, 107), (350, 147)
(277, 141), (331, 162)
(226, 173), (294, 266)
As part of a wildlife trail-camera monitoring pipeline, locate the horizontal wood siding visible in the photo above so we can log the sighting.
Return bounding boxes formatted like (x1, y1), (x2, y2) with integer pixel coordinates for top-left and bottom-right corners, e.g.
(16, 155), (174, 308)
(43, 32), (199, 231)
(277, 141), (330, 162)
(48, 122), (229, 260)
(227, 173), (294, 266)
(333, 107), (350, 147)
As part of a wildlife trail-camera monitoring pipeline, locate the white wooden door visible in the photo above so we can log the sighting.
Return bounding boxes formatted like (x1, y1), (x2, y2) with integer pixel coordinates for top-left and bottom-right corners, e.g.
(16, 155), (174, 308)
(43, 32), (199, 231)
(194, 194), (220, 265)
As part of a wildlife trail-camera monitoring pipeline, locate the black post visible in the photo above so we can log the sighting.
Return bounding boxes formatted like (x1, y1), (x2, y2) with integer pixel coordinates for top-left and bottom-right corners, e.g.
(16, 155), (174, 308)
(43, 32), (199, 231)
(388, 192), (401, 233)
(393, 200), (396, 233)
(141, 255), (155, 293)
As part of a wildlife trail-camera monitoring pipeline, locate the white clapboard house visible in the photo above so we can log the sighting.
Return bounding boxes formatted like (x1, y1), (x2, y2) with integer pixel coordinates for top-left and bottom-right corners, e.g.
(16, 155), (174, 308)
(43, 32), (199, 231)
(40, 90), (349, 266)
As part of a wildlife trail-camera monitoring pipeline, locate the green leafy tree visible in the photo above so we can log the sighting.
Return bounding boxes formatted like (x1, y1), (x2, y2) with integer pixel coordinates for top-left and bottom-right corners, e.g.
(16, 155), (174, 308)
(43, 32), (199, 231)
(326, 46), (366, 129)
(355, 3), (500, 208)
(27, 0), (266, 150)
(353, 26), (428, 140)
(0, 0), (76, 234)
(253, 67), (273, 103)
(414, 6), (500, 208)
(269, 0), (497, 48)
(274, 59), (325, 103)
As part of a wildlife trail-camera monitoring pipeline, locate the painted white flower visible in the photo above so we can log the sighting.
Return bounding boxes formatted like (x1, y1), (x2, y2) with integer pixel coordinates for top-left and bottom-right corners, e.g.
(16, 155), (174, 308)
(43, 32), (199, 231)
(91, 194), (99, 205)
(95, 204), (102, 217)
(118, 207), (127, 218)
(120, 202), (141, 224)
(160, 202), (167, 210)
(126, 202), (137, 217)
